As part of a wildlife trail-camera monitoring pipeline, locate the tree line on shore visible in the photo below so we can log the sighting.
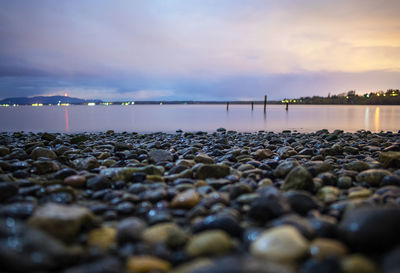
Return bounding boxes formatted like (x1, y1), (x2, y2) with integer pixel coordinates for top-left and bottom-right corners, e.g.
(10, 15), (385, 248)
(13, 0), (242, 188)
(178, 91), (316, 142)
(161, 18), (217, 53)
(285, 89), (400, 105)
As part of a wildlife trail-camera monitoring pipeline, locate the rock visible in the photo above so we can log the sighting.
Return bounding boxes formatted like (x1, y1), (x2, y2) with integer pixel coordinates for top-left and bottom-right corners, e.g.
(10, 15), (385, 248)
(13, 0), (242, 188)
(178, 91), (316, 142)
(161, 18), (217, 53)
(347, 187), (372, 199)
(86, 175), (112, 190)
(282, 166), (314, 191)
(117, 217), (146, 243)
(285, 190), (321, 215)
(309, 238), (347, 260)
(275, 160), (299, 178)
(195, 164), (230, 179)
(381, 175), (400, 186)
(344, 161), (370, 172)
(0, 218), (77, 272)
(0, 182), (18, 201)
(148, 149), (173, 163)
(64, 175), (86, 188)
(253, 149), (274, 160)
(356, 169), (392, 186)
(171, 189), (200, 209)
(277, 146), (297, 158)
(114, 142), (132, 151)
(29, 203), (94, 242)
(0, 145), (10, 156)
(194, 153), (214, 164)
(31, 147), (57, 160)
(382, 246), (400, 273)
(169, 258), (213, 273)
(379, 151), (400, 168)
(338, 207), (400, 252)
(141, 222), (181, 244)
(166, 226), (188, 248)
(341, 254), (379, 273)
(317, 172), (337, 186)
(337, 176), (352, 189)
(100, 166), (164, 181)
(70, 134), (90, 144)
(186, 230), (233, 256)
(250, 225), (309, 262)
(73, 157), (99, 170)
(0, 202), (36, 219)
(317, 186), (340, 203)
(87, 226), (117, 249)
(41, 132), (56, 141)
(192, 215), (243, 237)
(33, 159), (60, 174)
(186, 256), (293, 273)
(126, 255), (171, 273)
(270, 214), (315, 239)
(54, 168), (78, 179)
(248, 191), (291, 222)
(64, 257), (123, 273)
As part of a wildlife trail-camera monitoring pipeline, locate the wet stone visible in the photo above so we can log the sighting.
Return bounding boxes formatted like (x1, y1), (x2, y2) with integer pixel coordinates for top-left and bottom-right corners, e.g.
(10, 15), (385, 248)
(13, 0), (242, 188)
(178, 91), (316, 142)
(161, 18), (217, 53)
(148, 149), (173, 163)
(356, 169), (392, 186)
(117, 217), (147, 243)
(192, 215), (243, 237)
(31, 147), (57, 160)
(338, 207), (400, 252)
(64, 175), (86, 188)
(33, 159), (60, 174)
(0, 182), (18, 201)
(282, 166), (314, 191)
(28, 203), (95, 242)
(250, 225), (309, 262)
(195, 164), (230, 179)
(186, 230), (233, 257)
(87, 175), (112, 190)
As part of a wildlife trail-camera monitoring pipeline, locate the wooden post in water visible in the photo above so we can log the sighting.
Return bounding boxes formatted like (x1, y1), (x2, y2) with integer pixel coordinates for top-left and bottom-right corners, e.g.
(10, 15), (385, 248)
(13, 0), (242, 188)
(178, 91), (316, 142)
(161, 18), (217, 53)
(286, 102), (289, 111)
(264, 95), (267, 112)
(251, 101), (254, 111)
(226, 102), (229, 111)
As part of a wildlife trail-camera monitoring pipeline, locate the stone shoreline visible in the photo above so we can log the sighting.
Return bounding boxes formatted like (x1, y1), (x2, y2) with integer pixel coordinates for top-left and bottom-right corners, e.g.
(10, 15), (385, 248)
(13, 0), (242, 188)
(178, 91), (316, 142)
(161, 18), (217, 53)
(0, 129), (400, 273)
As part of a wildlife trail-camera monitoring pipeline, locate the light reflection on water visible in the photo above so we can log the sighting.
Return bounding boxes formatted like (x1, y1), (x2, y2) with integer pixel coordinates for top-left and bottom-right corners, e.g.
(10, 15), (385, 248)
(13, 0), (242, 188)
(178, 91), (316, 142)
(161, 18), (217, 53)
(0, 104), (398, 133)
(375, 107), (380, 132)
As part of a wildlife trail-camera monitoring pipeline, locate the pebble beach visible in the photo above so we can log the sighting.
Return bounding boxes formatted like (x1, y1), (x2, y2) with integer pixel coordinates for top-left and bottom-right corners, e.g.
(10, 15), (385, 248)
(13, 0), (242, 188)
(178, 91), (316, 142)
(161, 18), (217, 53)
(1, 129), (400, 273)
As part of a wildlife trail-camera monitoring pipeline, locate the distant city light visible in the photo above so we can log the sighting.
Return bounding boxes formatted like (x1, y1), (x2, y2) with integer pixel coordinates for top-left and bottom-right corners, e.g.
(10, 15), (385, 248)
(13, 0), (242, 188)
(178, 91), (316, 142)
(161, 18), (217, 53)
(88, 102), (96, 106)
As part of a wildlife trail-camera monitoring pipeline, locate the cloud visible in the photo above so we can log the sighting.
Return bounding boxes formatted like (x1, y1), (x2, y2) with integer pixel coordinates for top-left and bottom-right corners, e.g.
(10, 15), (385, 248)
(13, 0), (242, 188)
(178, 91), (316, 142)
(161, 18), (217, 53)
(0, 0), (399, 99)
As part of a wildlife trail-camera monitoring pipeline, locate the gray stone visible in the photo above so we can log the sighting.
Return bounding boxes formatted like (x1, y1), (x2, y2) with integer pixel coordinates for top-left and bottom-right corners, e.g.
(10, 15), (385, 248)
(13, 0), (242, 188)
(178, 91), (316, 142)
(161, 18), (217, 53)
(148, 149), (173, 163)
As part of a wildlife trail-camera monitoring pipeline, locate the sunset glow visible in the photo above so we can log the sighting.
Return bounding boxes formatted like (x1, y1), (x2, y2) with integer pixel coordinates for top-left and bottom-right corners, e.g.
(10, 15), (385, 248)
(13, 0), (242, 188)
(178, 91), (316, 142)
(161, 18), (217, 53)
(0, 0), (399, 100)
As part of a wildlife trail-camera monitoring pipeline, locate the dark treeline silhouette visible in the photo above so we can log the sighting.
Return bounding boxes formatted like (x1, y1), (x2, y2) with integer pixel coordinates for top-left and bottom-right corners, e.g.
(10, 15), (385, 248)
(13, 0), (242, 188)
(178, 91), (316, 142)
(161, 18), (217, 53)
(284, 89), (400, 105)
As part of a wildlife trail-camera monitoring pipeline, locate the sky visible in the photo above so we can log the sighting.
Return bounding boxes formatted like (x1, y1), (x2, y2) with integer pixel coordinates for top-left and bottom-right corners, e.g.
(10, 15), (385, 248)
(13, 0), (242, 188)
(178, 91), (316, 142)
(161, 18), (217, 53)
(0, 0), (399, 101)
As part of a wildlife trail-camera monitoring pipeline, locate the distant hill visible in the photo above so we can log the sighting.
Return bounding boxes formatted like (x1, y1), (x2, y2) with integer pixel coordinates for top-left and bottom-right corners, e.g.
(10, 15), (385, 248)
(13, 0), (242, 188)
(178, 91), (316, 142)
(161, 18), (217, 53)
(0, 96), (103, 105)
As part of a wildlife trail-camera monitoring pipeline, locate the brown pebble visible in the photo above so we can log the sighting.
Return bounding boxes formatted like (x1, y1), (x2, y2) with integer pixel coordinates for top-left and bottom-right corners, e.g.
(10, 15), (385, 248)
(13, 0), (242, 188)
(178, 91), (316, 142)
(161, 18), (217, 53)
(64, 175), (86, 188)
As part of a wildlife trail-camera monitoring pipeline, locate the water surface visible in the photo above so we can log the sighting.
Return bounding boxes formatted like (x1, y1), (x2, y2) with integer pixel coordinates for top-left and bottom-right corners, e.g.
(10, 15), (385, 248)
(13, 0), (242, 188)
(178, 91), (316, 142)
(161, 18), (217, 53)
(0, 104), (399, 133)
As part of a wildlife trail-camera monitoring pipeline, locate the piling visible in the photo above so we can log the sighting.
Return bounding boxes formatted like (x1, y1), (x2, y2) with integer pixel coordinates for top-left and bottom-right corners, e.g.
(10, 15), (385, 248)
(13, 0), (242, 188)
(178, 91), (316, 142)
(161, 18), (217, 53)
(226, 102), (229, 111)
(264, 95), (267, 112)
(251, 101), (254, 111)
(286, 102), (289, 111)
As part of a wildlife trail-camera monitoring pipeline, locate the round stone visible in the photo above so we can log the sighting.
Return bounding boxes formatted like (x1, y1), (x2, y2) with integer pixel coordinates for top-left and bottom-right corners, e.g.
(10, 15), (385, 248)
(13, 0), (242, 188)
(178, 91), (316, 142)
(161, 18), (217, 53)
(87, 226), (117, 249)
(309, 238), (347, 260)
(64, 175), (86, 188)
(171, 189), (200, 209)
(250, 225), (309, 262)
(126, 255), (171, 273)
(186, 230), (233, 257)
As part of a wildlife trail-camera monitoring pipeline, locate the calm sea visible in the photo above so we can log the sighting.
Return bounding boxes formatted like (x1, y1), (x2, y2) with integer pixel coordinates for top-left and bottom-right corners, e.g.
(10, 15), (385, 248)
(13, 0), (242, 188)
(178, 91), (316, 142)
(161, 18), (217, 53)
(0, 104), (399, 133)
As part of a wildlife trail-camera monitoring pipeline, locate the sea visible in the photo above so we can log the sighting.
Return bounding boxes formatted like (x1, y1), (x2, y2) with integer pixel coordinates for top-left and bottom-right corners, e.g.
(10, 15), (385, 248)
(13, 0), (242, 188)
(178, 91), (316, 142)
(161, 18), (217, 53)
(0, 104), (399, 133)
